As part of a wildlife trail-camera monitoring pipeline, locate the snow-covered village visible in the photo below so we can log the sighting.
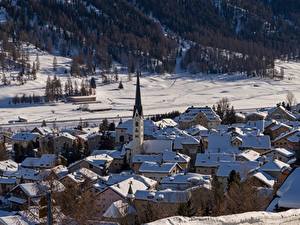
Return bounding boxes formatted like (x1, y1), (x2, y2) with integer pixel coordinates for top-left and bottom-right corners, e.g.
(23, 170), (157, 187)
(1, 1), (300, 225)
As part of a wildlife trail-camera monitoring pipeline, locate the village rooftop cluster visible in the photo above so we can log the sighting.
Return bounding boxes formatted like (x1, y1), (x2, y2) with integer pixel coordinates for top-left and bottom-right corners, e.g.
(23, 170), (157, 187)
(0, 74), (299, 224)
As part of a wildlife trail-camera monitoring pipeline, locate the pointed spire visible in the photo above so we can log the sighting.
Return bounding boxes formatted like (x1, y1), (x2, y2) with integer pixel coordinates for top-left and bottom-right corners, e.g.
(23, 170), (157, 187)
(133, 71), (143, 118)
(127, 181), (135, 200)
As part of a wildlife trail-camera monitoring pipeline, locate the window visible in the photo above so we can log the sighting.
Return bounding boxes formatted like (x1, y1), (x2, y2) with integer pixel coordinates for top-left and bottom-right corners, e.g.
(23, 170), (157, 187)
(136, 121), (139, 126)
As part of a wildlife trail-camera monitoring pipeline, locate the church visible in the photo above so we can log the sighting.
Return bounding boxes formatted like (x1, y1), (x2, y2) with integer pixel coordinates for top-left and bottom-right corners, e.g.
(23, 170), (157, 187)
(125, 72), (174, 164)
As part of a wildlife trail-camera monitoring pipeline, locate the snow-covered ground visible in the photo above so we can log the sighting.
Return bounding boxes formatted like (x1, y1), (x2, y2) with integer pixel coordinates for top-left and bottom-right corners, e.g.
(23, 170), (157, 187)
(146, 209), (300, 225)
(0, 46), (299, 124)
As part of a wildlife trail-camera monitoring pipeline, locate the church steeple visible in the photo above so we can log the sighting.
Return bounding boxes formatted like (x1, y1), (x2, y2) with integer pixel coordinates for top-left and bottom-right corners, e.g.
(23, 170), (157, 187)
(133, 71), (143, 118)
(130, 71), (144, 160)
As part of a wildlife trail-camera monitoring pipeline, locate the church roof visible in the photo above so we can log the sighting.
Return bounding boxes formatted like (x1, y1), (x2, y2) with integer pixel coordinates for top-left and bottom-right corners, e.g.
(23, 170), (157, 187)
(133, 72), (143, 117)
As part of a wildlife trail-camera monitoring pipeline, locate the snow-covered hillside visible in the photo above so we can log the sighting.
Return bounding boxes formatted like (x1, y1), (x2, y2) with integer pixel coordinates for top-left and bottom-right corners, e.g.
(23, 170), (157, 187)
(0, 46), (300, 124)
(146, 209), (300, 225)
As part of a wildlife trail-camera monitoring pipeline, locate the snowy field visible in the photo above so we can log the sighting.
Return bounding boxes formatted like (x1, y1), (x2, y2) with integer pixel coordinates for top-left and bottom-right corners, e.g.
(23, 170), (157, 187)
(146, 209), (300, 225)
(0, 46), (300, 124)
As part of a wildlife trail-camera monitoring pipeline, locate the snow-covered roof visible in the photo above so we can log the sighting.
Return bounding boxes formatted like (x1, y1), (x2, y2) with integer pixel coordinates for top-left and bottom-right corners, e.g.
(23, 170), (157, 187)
(0, 215), (30, 225)
(0, 160), (18, 173)
(11, 132), (39, 142)
(185, 125), (209, 136)
(268, 106), (297, 120)
(139, 162), (180, 174)
(143, 139), (173, 154)
(51, 165), (68, 179)
(109, 177), (149, 198)
(260, 159), (290, 172)
(21, 154), (56, 168)
(160, 173), (211, 187)
(0, 177), (16, 184)
(177, 106), (221, 123)
(117, 119), (157, 136)
(207, 132), (239, 154)
(103, 199), (136, 218)
(155, 119), (177, 128)
(195, 153), (235, 167)
(273, 148), (294, 158)
(273, 129), (300, 143)
(31, 127), (54, 136)
(59, 132), (77, 140)
(216, 161), (259, 180)
(240, 134), (271, 150)
(91, 150), (123, 159)
(277, 168), (300, 209)
(132, 154), (162, 164)
(84, 154), (113, 168)
(14, 180), (65, 198)
(252, 171), (275, 188)
(135, 189), (191, 203)
(162, 151), (190, 163)
(76, 167), (99, 181)
(238, 150), (260, 161)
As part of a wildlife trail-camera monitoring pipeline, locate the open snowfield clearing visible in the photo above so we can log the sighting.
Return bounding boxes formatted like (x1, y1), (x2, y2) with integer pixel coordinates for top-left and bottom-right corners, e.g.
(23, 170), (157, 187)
(146, 209), (300, 225)
(0, 47), (299, 124)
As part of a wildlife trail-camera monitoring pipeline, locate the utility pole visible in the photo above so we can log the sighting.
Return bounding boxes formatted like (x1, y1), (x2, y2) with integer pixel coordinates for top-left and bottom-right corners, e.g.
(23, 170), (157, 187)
(47, 192), (53, 225)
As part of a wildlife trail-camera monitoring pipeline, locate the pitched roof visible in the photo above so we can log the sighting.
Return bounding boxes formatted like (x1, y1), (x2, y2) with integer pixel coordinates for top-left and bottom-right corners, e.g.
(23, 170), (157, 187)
(103, 200), (136, 218)
(135, 189), (191, 203)
(260, 159), (290, 172)
(139, 162), (180, 174)
(252, 171), (275, 188)
(277, 168), (300, 209)
(143, 139), (173, 154)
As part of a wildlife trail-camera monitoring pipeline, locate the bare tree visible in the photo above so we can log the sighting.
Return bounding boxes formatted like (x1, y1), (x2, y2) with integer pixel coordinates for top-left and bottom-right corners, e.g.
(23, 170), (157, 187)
(286, 91), (296, 107)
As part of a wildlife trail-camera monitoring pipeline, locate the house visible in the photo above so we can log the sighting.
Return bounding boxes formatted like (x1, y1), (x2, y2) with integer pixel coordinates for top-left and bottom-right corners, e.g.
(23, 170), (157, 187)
(91, 150), (125, 173)
(0, 160), (18, 176)
(93, 177), (152, 217)
(0, 177), (17, 195)
(216, 161), (260, 187)
(131, 154), (162, 172)
(138, 162), (182, 182)
(245, 112), (266, 122)
(264, 121), (292, 140)
(264, 148), (295, 163)
(77, 132), (102, 155)
(154, 118), (177, 128)
(115, 119), (157, 144)
(237, 150), (260, 162)
(194, 153), (236, 175)
(134, 189), (192, 222)
(267, 106), (297, 121)
(8, 180), (65, 210)
(238, 133), (271, 153)
(176, 106), (221, 129)
(250, 171), (275, 189)
(131, 151), (190, 172)
(68, 154), (113, 176)
(31, 127), (54, 136)
(11, 132), (40, 162)
(206, 132), (240, 154)
(160, 173), (211, 190)
(53, 132), (77, 154)
(272, 129), (300, 151)
(21, 154), (57, 169)
(260, 159), (291, 179)
(267, 168), (300, 211)
(103, 199), (136, 224)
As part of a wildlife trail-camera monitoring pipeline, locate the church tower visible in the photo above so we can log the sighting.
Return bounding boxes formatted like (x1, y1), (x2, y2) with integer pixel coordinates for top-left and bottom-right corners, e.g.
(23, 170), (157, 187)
(131, 71), (144, 157)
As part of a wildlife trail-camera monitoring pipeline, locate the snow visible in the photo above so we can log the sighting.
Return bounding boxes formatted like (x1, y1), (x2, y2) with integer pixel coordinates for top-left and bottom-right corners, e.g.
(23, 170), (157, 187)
(1, 46), (300, 126)
(146, 209), (300, 225)
(277, 168), (300, 209)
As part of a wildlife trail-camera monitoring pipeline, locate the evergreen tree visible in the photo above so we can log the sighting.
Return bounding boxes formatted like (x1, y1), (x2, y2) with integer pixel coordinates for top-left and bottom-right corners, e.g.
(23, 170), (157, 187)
(118, 80), (124, 89)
